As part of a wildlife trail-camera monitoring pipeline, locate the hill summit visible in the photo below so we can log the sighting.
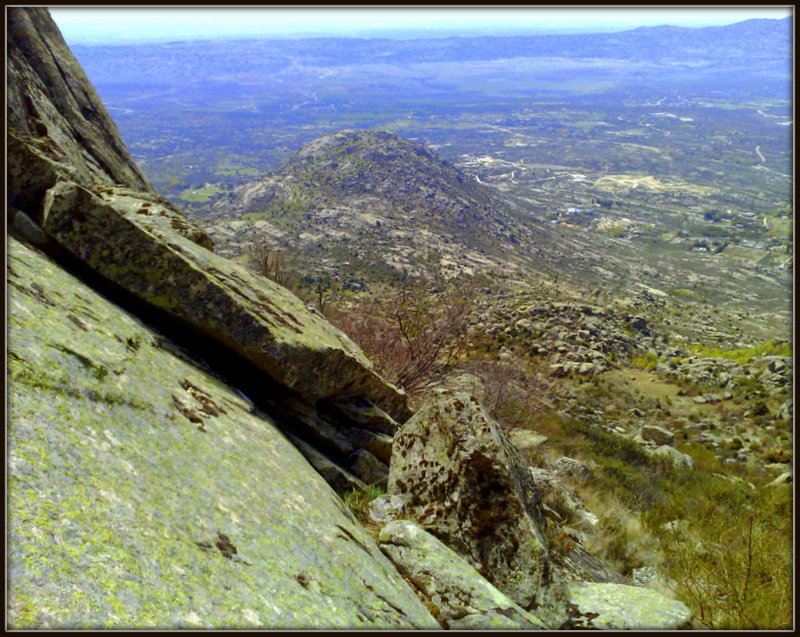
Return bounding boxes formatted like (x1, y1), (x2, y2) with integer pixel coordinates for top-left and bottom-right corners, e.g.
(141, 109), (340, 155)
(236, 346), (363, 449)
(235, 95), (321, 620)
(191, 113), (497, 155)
(208, 129), (550, 282)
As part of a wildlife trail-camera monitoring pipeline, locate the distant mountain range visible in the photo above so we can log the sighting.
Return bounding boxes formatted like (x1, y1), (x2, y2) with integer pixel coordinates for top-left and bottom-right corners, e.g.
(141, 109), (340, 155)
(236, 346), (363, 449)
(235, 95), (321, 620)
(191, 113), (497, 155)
(72, 17), (791, 85)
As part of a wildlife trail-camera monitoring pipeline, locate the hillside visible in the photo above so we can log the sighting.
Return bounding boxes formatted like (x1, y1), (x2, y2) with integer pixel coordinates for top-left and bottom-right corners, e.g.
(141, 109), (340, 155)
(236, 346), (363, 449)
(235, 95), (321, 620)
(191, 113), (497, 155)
(206, 128), (558, 282)
(203, 127), (789, 348)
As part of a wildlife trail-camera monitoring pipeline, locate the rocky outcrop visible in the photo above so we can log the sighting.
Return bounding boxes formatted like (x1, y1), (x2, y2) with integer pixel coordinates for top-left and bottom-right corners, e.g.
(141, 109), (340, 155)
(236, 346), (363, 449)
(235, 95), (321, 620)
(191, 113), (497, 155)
(7, 238), (437, 629)
(387, 389), (551, 609)
(7, 7), (153, 210)
(378, 521), (547, 629)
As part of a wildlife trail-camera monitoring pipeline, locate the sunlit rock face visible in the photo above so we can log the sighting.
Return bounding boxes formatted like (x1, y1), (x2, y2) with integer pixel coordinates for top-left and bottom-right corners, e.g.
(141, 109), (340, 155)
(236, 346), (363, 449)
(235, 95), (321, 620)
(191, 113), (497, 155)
(6, 237), (437, 629)
(7, 7), (153, 209)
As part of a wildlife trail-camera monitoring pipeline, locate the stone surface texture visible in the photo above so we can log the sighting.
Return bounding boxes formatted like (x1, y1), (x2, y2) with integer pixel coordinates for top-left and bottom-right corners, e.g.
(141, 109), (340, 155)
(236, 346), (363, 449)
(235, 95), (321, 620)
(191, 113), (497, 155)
(378, 521), (548, 629)
(562, 582), (692, 630)
(7, 237), (437, 630)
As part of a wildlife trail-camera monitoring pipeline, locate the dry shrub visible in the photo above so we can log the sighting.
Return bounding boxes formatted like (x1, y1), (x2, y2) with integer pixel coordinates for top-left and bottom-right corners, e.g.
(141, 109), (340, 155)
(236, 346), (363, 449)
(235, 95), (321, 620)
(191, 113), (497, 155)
(464, 359), (553, 431)
(248, 242), (297, 290)
(653, 484), (792, 629)
(328, 280), (474, 396)
(579, 487), (660, 577)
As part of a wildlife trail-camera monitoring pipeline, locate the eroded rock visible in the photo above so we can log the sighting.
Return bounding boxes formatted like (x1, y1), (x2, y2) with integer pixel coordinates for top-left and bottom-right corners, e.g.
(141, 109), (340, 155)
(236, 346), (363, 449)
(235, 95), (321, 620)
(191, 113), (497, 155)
(387, 389), (550, 608)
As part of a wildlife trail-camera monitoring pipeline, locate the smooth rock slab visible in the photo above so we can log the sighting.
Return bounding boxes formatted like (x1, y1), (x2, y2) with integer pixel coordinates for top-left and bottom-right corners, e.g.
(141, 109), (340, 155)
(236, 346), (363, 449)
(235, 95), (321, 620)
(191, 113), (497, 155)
(7, 238), (436, 629)
(378, 521), (547, 630)
(562, 582), (692, 630)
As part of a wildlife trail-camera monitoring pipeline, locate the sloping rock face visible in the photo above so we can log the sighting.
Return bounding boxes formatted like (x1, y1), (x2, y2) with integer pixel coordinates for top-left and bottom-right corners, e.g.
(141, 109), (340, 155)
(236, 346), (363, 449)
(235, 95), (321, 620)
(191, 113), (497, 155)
(7, 7), (153, 210)
(7, 237), (437, 630)
(387, 389), (551, 609)
(378, 521), (547, 630)
(39, 179), (407, 417)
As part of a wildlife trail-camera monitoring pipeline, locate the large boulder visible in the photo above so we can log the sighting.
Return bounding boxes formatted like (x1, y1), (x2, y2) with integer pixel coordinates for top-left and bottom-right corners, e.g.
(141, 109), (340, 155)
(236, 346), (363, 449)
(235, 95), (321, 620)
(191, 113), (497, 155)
(378, 521), (548, 630)
(38, 179), (409, 421)
(387, 389), (550, 609)
(7, 237), (437, 630)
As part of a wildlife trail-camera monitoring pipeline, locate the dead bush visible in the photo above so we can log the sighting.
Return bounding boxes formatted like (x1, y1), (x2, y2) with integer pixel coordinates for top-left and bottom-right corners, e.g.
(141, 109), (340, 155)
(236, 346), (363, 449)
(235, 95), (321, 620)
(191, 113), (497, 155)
(464, 359), (553, 431)
(328, 280), (475, 396)
(248, 242), (297, 290)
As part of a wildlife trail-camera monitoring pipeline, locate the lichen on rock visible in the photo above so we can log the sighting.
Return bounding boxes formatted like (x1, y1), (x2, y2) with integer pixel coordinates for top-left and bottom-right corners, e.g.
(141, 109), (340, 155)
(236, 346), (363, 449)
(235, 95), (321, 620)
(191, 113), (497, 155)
(387, 388), (551, 609)
(7, 237), (437, 630)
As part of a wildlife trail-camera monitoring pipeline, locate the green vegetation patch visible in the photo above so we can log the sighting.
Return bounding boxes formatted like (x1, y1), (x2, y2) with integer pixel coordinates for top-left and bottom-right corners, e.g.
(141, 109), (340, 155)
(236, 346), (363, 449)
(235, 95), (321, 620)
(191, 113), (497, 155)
(631, 352), (658, 371)
(668, 288), (702, 301)
(178, 185), (225, 203)
(688, 339), (791, 365)
(342, 485), (385, 524)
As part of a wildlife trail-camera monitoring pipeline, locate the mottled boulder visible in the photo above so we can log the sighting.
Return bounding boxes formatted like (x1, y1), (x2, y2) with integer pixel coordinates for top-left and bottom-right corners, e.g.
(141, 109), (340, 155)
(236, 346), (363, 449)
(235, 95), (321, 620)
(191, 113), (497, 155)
(387, 389), (550, 609)
(7, 238), (437, 629)
(641, 425), (675, 447)
(378, 521), (547, 630)
(551, 457), (595, 482)
(561, 582), (691, 629)
(39, 180), (408, 420)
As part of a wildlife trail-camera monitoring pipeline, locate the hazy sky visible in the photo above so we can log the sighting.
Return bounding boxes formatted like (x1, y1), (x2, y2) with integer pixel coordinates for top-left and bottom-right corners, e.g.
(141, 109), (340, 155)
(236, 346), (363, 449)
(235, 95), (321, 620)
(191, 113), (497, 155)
(49, 6), (793, 44)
